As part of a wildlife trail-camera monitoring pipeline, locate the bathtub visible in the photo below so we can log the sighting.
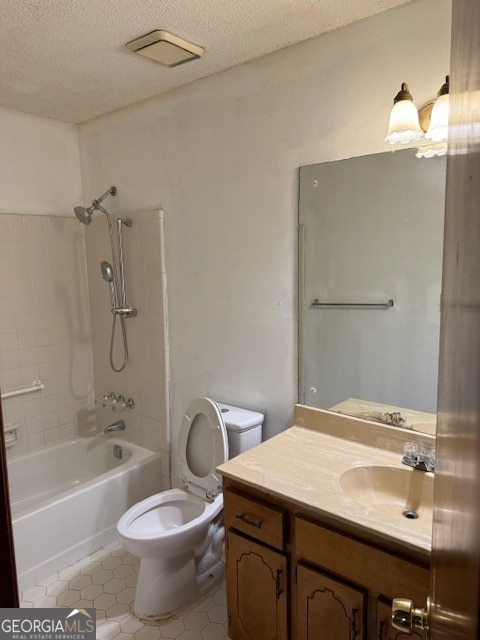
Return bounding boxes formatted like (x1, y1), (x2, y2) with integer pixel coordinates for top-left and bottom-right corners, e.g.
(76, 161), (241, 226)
(8, 436), (162, 591)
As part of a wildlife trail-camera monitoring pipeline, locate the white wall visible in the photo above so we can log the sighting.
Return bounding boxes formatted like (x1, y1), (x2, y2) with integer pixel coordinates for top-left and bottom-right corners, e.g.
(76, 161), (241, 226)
(0, 108), (82, 215)
(78, 0), (451, 452)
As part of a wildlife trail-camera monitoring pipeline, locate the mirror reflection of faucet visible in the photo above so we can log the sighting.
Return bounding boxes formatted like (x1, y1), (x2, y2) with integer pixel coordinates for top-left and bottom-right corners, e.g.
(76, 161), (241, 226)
(402, 442), (435, 472)
(95, 392), (135, 412)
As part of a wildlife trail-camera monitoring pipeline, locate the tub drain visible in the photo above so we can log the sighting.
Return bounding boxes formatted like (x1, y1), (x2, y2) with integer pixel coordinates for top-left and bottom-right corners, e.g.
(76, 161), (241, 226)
(403, 509), (419, 520)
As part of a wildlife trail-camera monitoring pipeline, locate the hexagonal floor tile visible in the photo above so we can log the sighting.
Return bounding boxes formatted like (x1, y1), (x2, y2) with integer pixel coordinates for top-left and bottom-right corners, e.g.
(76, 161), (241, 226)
(200, 622), (227, 640)
(206, 605), (227, 625)
(183, 611), (210, 631)
(20, 541), (229, 640)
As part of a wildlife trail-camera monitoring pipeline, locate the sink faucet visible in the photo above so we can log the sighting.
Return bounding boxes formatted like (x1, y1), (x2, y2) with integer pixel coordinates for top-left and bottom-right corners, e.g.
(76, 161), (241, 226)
(402, 442), (435, 472)
(104, 419), (126, 434)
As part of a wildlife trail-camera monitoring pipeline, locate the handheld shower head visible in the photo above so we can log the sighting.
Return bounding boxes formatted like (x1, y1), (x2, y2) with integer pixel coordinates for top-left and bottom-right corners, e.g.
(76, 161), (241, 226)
(101, 261), (117, 308)
(101, 261), (114, 283)
(73, 186), (116, 224)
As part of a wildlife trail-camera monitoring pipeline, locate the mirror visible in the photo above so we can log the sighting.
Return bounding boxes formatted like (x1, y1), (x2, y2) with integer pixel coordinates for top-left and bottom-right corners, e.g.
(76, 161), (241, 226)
(298, 148), (446, 434)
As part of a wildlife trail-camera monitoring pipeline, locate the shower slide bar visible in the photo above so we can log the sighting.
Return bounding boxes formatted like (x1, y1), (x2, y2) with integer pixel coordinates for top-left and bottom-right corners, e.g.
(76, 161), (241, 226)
(311, 299), (394, 309)
(1, 379), (45, 400)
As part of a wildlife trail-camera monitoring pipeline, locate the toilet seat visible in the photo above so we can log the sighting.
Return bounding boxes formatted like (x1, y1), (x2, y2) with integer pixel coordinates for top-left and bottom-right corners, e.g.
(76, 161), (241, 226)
(178, 397), (228, 501)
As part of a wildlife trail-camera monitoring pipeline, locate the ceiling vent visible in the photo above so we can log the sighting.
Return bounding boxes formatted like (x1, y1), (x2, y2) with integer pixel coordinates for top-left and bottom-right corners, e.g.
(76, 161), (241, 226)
(126, 30), (204, 68)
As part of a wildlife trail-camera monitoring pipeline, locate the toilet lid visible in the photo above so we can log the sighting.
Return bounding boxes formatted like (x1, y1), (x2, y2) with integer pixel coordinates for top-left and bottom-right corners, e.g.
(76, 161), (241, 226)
(178, 397), (228, 501)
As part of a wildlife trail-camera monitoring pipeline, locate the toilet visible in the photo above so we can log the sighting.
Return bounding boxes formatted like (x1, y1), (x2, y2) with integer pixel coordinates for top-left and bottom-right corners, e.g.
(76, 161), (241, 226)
(116, 397), (263, 618)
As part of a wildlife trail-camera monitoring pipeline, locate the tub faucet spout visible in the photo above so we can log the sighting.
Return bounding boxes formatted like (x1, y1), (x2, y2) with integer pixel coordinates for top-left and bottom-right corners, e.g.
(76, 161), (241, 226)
(104, 420), (126, 434)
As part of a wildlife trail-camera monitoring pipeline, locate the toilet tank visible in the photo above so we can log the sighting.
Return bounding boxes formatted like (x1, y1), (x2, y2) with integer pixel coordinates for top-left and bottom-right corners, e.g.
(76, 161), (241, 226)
(216, 402), (264, 459)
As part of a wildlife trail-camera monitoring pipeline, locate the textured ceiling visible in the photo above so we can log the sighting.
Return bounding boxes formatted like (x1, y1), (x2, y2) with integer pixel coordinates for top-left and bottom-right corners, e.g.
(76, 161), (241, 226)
(0, 0), (412, 124)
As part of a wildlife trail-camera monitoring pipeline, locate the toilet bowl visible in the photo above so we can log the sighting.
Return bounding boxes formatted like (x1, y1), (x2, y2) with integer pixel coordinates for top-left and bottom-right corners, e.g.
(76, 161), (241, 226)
(117, 396), (263, 618)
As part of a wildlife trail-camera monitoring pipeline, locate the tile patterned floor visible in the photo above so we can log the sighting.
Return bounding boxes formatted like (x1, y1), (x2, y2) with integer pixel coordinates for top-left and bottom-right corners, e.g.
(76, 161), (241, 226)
(20, 541), (230, 640)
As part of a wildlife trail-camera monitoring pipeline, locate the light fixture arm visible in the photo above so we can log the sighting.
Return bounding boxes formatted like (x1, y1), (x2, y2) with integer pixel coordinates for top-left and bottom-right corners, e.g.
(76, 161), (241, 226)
(392, 83), (414, 104)
(437, 75), (449, 97)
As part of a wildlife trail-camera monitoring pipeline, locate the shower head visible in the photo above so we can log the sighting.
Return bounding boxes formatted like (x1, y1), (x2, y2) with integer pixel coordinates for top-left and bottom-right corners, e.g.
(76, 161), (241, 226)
(74, 205), (94, 225)
(101, 261), (114, 283)
(73, 186), (117, 225)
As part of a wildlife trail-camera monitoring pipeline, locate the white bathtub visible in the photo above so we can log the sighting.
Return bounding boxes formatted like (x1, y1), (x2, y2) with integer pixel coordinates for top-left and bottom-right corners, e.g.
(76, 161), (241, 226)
(8, 437), (162, 591)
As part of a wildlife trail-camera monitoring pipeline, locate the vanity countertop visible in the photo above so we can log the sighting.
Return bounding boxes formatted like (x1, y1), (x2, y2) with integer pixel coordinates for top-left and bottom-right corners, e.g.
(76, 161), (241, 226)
(217, 405), (434, 557)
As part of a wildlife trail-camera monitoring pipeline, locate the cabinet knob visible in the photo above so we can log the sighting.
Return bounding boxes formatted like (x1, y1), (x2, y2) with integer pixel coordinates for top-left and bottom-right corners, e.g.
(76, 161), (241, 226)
(392, 597), (430, 635)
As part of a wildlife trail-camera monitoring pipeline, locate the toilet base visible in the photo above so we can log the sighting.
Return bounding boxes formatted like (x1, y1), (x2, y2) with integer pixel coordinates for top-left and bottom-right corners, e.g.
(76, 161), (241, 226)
(134, 552), (198, 618)
(197, 558), (224, 596)
(133, 556), (226, 619)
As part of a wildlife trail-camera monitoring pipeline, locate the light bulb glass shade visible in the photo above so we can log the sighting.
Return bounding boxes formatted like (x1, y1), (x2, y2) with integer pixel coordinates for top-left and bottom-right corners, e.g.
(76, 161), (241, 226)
(415, 142), (448, 158)
(385, 99), (423, 144)
(425, 94), (449, 141)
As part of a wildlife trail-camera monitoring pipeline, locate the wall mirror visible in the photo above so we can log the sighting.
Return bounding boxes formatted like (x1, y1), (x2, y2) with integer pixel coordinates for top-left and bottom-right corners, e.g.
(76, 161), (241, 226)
(298, 149), (446, 434)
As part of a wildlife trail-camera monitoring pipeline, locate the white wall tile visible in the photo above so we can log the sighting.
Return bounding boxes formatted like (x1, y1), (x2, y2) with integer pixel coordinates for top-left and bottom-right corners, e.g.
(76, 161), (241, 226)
(0, 333), (18, 351)
(85, 211), (170, 478)
(0, 350), (20, 370)
(26, 415), (44, 435)
(0, 212), (95, 457)
(27, 433), (45, 451)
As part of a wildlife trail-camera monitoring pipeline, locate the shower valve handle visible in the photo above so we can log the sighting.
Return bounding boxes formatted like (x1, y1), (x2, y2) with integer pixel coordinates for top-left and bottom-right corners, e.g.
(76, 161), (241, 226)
(95, 392), (117, 408)
(112, 395), (135, 412)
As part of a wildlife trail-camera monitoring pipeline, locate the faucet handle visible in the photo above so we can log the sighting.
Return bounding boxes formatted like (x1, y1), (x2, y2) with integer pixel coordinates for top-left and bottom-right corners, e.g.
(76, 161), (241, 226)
(96, 392), (135, 412)
(404, 442), (419, 458)
(95, 392), (117, 407)
(424, 447), (435, 472)
(403, 441), (435, 472)
(112, 395), (135, 412)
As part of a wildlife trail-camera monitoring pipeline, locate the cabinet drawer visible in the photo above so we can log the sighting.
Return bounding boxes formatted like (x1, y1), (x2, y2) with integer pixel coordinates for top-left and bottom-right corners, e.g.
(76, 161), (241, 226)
(295, 515), (430, 602)
(224, 488), (286, 550)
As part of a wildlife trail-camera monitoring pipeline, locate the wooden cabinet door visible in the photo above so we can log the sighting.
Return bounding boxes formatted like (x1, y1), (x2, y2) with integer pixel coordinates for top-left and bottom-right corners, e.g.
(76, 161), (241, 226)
(376, 599), (424, 640)
(226, 529), (288, 640)
(296, 563), (366, 640)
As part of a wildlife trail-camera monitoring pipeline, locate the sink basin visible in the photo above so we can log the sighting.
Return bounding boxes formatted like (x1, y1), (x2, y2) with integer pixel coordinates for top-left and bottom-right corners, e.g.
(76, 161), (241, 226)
(339, 466), (433, 520)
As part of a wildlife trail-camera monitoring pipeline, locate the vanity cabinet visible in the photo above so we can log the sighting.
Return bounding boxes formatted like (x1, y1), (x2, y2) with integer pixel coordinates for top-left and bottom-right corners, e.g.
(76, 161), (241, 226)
(223, 479), (430, 640)
(296, 562), (366, 640)
(226, 530), (288, 640)
(224, 487), (288, 640)
(295, 516), (430, 639)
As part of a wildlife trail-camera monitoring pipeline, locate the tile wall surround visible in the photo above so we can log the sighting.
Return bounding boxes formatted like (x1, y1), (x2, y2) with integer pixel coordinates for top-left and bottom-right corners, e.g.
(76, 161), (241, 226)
(85, 210), (171, 489)
(0, 213), (94, 457)
(0, 210), (170, 489)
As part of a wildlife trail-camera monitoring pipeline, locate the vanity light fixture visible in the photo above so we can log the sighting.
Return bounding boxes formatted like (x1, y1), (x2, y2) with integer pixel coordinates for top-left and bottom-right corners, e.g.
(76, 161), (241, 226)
(384, 83), (424, 144)
(425, 75), (450, 142)
(126, 30), (204, 67)
(385, 76), (450, 158)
